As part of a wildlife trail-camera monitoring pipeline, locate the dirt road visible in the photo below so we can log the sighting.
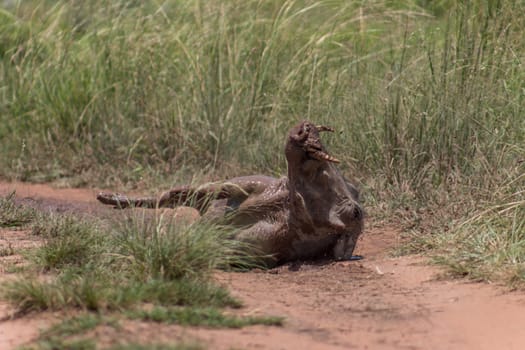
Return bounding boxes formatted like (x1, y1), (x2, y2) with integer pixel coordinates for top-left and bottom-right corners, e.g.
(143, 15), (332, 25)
(1, 182), (525, 349)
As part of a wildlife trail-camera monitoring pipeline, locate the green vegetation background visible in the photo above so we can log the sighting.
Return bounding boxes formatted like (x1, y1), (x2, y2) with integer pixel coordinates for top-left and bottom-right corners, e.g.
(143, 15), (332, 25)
(1, 0), (524, 283)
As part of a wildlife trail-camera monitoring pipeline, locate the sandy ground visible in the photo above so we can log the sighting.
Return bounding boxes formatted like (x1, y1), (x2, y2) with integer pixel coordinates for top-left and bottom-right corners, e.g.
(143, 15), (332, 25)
(1, 181), (525, 349)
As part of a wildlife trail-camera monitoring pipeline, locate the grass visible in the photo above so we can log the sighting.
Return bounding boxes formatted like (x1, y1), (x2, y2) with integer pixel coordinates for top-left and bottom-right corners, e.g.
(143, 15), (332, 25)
(0, 192), (36, 227)
(128, 306), (283, 328)
(419, 168), (525, 285)
(1, 0), (522, 190)
(31, 214), (105, 270)
(40, 314), (117, 338)
(2, 207), (261, 312)
(22, 313), (203, 350)
(19, 314), (108, 350)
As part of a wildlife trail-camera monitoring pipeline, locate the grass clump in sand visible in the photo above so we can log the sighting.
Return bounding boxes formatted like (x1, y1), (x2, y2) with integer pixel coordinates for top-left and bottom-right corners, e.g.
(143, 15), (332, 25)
(1, 205), (274, 348)
(0, 192), (36, 228)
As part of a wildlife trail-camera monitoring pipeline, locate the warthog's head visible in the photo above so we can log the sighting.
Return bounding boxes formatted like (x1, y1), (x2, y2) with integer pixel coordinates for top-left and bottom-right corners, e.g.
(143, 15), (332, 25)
(285, 120), (340, 167)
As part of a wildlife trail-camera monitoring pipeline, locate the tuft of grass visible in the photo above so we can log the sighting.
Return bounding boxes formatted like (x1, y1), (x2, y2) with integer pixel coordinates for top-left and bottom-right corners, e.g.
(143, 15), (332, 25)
(40, 314), (117, 339)
(2, 211), (260, 313)
(21, 314), (104, 349)
(413, 167), (525, 286)
(112, 212), (265, 281)
(21, 312), (202, 350)
(0, 241), (14, 257)
(31, 214), (105, 270)
(124, 278), (242, 309)
(0, 192), (36, 227)
(2, 270), (117, 312)
(2, 275), (241, 313)
(128, 306), (283, 328)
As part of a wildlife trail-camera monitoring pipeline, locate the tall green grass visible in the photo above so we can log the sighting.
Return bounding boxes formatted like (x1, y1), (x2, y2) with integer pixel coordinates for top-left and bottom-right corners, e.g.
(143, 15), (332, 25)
(422, 164), (525, 285)
(1, 1), (524, 283)
(2, 0), (521, 188)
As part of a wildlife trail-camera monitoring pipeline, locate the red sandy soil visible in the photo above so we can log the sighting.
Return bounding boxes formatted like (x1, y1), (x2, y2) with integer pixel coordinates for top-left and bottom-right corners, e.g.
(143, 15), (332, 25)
(1, 181), (525, 349)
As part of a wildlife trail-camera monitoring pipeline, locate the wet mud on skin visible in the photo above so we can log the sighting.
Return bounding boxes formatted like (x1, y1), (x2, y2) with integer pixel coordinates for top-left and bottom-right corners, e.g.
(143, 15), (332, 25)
(2, 182), (525, 349)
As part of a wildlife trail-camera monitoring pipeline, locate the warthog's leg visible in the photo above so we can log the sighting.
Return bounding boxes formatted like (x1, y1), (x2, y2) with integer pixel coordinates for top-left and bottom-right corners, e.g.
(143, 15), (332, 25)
(96, 184), (227, 212)
(331, 215), (364, 260)
(96, 175), (280, 215)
